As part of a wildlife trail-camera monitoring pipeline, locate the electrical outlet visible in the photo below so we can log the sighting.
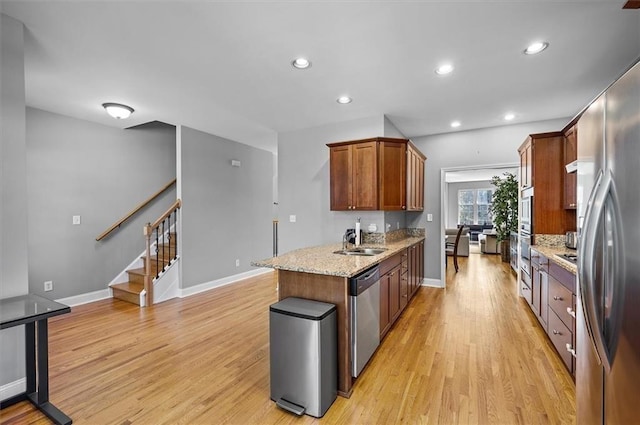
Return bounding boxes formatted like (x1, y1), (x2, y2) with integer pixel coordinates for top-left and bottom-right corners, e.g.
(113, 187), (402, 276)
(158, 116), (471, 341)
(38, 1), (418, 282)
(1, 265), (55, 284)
(427, 213), (433, 222)
(289, 215), (296, 223)
(235, 259), (240, 267)
(72, 215), (81, 225)
(44, 281), (53, 291)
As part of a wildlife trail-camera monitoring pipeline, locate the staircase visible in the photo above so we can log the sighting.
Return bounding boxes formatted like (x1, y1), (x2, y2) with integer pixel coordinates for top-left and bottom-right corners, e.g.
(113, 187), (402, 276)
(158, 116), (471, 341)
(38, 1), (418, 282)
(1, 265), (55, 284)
(111, 233), (177, 305)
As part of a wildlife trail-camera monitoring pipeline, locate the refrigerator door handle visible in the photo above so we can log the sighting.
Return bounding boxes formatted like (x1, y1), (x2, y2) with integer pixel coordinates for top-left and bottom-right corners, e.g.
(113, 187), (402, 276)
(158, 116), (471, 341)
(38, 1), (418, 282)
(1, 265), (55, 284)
(579, 170), (623, 372)
(578, 170), (605, 366)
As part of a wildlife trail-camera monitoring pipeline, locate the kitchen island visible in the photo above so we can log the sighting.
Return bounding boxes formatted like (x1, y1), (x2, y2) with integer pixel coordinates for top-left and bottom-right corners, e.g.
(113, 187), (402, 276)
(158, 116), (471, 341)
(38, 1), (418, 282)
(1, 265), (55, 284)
(253, 235), (425, 397)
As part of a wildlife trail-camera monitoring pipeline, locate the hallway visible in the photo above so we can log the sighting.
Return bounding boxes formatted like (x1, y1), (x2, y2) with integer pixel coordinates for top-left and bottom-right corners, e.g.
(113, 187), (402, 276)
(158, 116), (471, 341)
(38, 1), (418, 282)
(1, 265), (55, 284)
(2, 252), (575, 424)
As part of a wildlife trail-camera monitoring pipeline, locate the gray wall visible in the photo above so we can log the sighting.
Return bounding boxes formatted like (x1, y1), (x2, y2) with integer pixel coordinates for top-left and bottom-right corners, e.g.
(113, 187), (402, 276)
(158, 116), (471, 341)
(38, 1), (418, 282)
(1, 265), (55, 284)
(446, 180), (493, 228)
(407, 118), (570, 283)
(179, 126), (273, 288)
(277, 116), (388, 254)
(0, 12), (28, 389)
(26, 108), (176, 298)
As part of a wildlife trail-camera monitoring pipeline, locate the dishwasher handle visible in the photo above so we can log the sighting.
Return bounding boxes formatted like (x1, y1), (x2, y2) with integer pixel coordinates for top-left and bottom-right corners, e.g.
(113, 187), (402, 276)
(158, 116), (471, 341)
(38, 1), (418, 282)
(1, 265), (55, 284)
(350, 266), (380, 296)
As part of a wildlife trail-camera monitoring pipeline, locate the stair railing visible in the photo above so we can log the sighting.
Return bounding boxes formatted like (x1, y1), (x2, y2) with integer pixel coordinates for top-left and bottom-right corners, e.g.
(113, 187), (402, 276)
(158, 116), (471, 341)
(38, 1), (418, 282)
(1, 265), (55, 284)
(96, 179), (176, 241)
(143, 199), (181, 306)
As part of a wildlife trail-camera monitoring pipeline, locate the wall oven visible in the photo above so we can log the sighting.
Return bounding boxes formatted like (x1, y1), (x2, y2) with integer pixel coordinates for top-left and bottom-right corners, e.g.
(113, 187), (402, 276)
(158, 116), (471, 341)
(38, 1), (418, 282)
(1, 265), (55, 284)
(519, 231), (531, 276)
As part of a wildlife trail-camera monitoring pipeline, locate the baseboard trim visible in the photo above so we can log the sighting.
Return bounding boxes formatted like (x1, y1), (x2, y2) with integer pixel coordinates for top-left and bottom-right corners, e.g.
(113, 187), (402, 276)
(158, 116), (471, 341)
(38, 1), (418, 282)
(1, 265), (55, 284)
(0, 378), (25, 402)
(422, 278), (444, 288)
(180, 268), (272, 298)
(56, 289), (111, 307)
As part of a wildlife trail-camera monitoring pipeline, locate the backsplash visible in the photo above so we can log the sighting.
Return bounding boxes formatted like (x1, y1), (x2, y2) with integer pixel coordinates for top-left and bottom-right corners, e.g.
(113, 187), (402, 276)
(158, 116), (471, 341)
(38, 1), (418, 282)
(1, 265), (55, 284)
(535, 234), (565, 247)
(362, 227), (425, 245)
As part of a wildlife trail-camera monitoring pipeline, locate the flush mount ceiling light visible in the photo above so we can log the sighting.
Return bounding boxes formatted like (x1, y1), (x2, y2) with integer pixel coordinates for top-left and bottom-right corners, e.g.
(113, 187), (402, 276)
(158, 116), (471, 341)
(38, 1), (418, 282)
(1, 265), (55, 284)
(435, 63), (454, 75)
(292, 57), (311, 69)
(504, 112), (516, 121)
(336, 96), (352, 104)
(524, 41), (549, 55)
(102, 103), (134, 119)
(450, 120), (461, 128)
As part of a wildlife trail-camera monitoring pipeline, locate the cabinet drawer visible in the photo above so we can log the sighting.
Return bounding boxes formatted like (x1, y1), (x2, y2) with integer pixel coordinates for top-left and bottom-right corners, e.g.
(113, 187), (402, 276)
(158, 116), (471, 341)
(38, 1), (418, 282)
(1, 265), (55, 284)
(549, 276), (573, 328)
(521, 276), (532, 305)
(379, 253), (402, 276)
(548, 309), (574, 373)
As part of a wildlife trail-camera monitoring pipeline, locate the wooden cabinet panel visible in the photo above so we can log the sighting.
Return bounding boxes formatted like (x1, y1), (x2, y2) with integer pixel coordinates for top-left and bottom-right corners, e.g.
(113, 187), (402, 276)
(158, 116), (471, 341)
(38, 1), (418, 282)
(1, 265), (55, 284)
(563, 126), (577, 210)
(379, 141), (406, 210)
(519, 139), (532, 189)
(406, 144), (426, 211)
(328, 138), (425, 211)
(548, 274), (574, 329)
(379, 272), (390, 338)
(388, 265), (402, 323)
(548, 309), (574, 373)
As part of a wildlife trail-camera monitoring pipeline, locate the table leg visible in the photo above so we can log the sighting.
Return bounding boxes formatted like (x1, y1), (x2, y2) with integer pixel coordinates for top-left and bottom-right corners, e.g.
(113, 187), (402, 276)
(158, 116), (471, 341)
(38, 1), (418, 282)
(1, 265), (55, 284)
(25, 323), (36, 395)
(37, 319), (49, 403)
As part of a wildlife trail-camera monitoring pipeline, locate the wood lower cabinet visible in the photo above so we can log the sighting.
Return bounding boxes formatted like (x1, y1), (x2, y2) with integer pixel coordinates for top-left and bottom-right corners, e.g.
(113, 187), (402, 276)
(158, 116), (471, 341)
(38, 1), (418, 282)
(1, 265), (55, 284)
(380, 241), (424, 339)
(523, 249), (577, 378)
(328, 138), (426, 211)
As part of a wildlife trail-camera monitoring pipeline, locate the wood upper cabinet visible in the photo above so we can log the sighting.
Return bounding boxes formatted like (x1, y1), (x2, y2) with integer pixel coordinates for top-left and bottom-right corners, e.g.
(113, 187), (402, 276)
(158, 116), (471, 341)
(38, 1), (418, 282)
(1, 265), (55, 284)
(406, 143), (426, 211)
(328, 138), (426, 211)
(563, 125), (577, 210)
(328, 141), (378, 210)
(519, 139), (532, 189)
(519, 132), (568, 236)
(379, 141), (406, 210)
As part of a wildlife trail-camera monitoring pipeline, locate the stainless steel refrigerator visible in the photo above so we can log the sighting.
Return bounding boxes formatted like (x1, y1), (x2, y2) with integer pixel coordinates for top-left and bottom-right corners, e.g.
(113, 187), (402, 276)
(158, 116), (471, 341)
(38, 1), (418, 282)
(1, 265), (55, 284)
(576, 59), (640, 424)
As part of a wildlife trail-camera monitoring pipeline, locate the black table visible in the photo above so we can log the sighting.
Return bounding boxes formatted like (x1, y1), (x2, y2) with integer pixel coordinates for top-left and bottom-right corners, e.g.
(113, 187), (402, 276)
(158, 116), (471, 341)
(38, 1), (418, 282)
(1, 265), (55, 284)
(0, 294), (72, 424)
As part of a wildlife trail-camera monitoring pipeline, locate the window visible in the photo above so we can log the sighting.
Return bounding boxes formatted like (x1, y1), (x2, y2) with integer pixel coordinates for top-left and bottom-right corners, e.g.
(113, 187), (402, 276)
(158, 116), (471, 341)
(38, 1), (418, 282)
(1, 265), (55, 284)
(458, 189), (493, 225)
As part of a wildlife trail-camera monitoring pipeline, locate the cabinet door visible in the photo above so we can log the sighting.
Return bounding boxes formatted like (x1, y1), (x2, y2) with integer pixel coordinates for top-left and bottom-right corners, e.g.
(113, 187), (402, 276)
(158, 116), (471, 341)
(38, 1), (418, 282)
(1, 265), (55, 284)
(388, 265), (402, 322)
(532, 262), (541, 316)
(519, 139), (532, 189)
(406, 147), (425, 211)
(380, 273), (390, 338)
(418, 241), (424, 284)
(400, 271), (409, 310)
(417, 156), (425, 210)
(379, 142), (406, 210)
(540, 268), (549, 329)
(352, 142), (378, 210)
(564, 126), (577, 209)
(329, 145), (352, 210)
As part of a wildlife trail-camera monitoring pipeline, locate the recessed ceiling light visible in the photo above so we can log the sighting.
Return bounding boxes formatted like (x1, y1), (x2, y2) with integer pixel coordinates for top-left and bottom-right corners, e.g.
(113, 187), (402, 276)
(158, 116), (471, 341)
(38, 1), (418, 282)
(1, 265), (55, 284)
(102, 103), (134, 119)
(524, 41), (549, 55)
(435, 63), (454, 75)
(337, 96), (352, 104)
(450, 120), (461, 128)
(504, 113), (516, 121)
(292, 57), (311, 69)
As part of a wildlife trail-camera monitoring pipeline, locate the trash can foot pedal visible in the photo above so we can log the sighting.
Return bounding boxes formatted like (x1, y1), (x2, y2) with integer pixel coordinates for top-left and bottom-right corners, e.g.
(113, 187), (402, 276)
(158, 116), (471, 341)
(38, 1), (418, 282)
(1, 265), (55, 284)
(276, 398), (306, 416)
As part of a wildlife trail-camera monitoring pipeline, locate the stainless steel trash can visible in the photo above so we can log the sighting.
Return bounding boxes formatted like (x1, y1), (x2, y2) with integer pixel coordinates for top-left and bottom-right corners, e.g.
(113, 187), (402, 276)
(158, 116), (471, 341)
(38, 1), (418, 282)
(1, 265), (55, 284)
(269, 297), (337, 418)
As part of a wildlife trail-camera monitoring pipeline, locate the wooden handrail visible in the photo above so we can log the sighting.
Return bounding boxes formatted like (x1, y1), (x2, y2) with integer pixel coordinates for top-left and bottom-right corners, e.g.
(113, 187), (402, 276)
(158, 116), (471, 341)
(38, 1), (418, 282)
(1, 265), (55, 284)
(148, 199), (182, 230)
(96, 179), (176, 241)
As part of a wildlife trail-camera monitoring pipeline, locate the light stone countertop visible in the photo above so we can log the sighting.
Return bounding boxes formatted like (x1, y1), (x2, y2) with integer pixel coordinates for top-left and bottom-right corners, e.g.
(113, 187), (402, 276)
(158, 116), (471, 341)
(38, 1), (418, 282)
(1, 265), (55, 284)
(252, 236), (425, 278)
(531, 245), (578, 275)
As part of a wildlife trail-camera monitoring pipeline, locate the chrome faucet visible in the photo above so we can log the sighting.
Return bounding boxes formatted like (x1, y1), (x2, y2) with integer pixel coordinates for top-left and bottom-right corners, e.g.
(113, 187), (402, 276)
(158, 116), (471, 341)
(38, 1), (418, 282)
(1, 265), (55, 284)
(343, 229), (356, 250)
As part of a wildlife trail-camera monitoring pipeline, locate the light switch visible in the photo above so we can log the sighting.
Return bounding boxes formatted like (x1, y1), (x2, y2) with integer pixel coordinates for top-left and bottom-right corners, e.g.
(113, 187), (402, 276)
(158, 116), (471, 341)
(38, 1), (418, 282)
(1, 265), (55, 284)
(72, 215), (81, 225)
(427, 214), (433, 222)
(289, 215), (296, 223)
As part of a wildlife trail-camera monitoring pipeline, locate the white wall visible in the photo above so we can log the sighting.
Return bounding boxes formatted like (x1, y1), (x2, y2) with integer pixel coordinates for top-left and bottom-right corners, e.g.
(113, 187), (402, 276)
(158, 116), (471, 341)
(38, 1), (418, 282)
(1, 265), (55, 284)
(179, 126), (273, 288)
(407, 118), (570, 285)
(0, 12), (27, 392)
(277, 116), (388, 254)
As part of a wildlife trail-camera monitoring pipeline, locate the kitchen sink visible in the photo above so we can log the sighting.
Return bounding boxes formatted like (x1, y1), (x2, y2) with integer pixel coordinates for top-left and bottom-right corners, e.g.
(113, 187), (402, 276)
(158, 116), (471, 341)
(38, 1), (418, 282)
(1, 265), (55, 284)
(333, 248), (387, 256)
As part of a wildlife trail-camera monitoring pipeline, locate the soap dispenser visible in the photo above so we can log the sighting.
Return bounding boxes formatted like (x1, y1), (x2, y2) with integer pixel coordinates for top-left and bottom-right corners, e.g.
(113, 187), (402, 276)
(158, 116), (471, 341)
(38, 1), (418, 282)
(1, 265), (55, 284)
(355, 217), (361, 246)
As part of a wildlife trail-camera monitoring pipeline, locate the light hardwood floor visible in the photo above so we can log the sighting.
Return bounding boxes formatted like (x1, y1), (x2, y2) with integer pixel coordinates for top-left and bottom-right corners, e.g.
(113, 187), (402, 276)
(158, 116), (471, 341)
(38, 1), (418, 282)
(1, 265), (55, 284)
(1, 253), (575, 424)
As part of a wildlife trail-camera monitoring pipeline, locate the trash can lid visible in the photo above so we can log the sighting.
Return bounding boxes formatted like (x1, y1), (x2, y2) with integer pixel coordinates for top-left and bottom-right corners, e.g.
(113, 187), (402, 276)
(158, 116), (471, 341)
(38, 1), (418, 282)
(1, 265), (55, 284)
(269, 297), (336, 321)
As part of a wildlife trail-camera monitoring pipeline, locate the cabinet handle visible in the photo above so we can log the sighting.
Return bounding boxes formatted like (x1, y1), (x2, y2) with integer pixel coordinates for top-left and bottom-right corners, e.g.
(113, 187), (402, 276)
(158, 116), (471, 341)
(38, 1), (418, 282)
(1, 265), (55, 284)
(402, 294), (407, 298)
(402, 206), (406, 209)
(566, 343), (577, 358)
(552, 329), (562, 335)
(566, 307), (576, 318)
(570, 203), (577, 207)
(553, 296), (563, 301)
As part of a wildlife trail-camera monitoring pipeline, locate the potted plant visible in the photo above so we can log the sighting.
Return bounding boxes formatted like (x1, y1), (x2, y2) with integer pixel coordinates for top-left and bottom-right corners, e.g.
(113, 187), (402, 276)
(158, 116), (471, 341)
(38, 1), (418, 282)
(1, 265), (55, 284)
(489, 172), (519, 262)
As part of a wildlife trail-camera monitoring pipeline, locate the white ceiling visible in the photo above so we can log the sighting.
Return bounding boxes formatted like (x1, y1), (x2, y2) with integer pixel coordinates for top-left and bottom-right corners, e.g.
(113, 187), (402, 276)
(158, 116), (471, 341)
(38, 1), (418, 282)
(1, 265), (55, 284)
(2, 1), (639, 153)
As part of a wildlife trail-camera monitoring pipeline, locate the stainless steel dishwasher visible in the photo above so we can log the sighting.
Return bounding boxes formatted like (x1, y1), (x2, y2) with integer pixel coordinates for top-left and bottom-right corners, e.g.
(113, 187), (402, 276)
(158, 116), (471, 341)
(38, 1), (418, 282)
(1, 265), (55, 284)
(350, 266), (380, 377)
